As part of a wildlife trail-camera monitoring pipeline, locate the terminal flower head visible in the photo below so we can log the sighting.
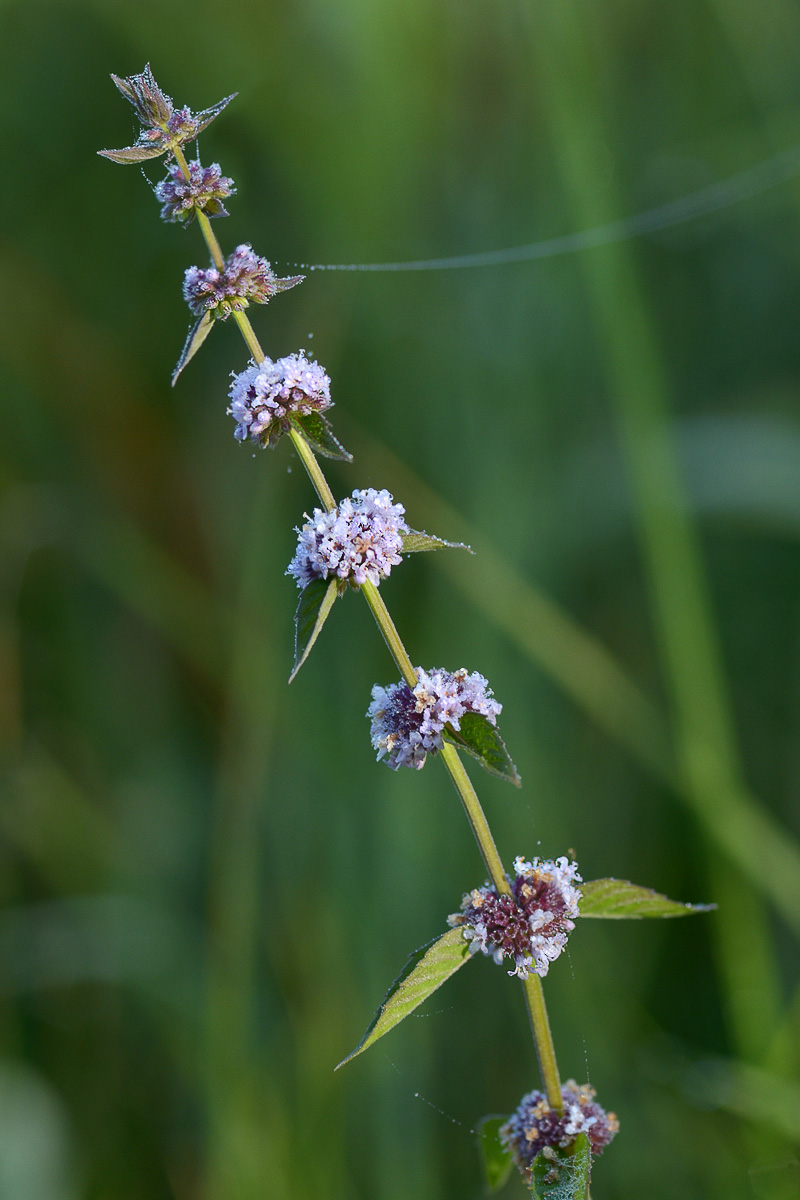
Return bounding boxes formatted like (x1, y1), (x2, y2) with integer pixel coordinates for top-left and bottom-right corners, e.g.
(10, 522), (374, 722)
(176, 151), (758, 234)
(368, 667), (501, 770)
(99, 64), (236, 164)
(501, 1081), (619, 1181)
(449, 856), (581, 978)
(183, 245), (303, 319)
(229, 352), (332, 446)
(288, 489), (407, 589)
(156, 159), (235, 223)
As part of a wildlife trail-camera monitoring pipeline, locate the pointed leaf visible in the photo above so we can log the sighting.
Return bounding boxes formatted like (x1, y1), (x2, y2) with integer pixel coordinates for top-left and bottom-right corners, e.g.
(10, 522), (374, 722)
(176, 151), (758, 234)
(290, 578), (338, 682)
(98, 144), (167, 164)
(477, 1116), (514, 1192)
(444, 712), (521, 786)
(336, 927), (472, 1069)
(171, 311), (215, 385)
(402, 530), (473, 554)
(530, 1133), (591, 1199)
(194, 93), (238, 135)
(579, 877), (715, 919)
(292, 412), (353, 461)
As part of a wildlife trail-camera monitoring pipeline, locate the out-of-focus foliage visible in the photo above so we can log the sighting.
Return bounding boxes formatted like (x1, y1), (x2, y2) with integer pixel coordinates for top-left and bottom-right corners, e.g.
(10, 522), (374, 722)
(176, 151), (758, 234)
(1, 2), (799, 1198)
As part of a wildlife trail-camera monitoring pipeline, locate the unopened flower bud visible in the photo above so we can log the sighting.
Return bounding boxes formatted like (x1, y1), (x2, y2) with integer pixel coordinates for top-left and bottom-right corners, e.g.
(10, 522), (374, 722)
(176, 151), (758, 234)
(183, 245), (303, 318)
(156, 159), (235, 223)
(448, 856), (581, 978)
(99, 65), (236, 164)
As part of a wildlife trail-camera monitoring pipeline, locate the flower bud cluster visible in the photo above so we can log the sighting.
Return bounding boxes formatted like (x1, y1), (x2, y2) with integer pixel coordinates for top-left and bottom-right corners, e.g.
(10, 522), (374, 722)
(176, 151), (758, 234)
(228, 352), (332, 446)
(99, 64), (235, 164)
(288, 489), (407, 589)
(368, 668), (501, 770)
(183, 245), (303, 319)
(449, 856), (581, 978)
(156, 160), (235, 223)
(501, 1081), (619, 1176)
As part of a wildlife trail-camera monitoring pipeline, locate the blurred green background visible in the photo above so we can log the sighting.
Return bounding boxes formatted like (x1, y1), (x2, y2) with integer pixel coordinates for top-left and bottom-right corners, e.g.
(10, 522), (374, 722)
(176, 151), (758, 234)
(1, 1), (800, 1197)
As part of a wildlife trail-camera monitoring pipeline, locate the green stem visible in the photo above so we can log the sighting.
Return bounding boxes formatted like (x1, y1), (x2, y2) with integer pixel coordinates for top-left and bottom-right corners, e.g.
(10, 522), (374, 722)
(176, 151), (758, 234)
(360, 579), (417, 687)
(232, 310), (266, 365)
(523, 975), (563, 1111)
(288, 427), (336, 513)
(438, 741), (509, 897)
(172, 145), (563, 1105)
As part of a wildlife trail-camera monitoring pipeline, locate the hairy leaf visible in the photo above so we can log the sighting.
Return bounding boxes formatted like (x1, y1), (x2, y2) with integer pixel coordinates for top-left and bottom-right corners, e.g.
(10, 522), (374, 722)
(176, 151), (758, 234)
(530, 1134), (591, 1199)
(445, 712), (521, 786)
(402, 530), (472, 554)
(477, 1116), (514, 1192)
(336, 928), (472, 1069)
(194, 93), (238, 135)
(171, 311), (215, 385)
(292, 412), (353, 461)
(580, 877), (714, 919)
(98, 143), (168, 164)
(290, 578), (338, 682)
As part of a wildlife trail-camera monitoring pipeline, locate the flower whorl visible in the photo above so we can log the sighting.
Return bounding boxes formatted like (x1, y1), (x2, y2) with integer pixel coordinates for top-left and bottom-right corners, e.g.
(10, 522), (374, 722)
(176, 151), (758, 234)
(501, 1081), (619, 1179)
(368, 667), (501, 770)
(228, 352), (332, 446)
(287, 489), (408, 589)
(449, 856), (581, 978)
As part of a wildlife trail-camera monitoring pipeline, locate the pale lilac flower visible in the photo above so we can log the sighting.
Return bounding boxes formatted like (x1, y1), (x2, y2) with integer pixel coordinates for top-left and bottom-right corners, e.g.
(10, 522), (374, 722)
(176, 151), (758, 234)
(501, 1081), (619, 1180)
(288, 489), (407, 589)
(448, 856), (581, 978)
(99, 64), (236, 164)
(156, 160), (235, 223)
(183, 245), (303, 318)
(228, 352), (332, 446)
(368, 667), (501, 770)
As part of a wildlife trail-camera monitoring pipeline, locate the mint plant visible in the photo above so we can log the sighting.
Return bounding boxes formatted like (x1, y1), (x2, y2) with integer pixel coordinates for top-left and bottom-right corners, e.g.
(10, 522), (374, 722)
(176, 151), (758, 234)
(100, 65), (713, 1198)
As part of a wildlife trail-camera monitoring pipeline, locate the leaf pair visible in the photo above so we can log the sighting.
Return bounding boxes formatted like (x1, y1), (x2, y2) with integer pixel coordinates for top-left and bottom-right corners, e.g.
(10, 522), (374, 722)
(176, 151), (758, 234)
(336, 879), (713, 1070)
(290, 528), (472, 682)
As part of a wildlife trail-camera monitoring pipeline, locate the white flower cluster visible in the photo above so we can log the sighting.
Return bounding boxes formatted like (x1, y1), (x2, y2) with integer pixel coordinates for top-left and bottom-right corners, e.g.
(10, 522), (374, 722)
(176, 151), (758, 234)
(287, 488), (408, 589)
(228, 352), (332, 445)
(368, 667), (502, 770)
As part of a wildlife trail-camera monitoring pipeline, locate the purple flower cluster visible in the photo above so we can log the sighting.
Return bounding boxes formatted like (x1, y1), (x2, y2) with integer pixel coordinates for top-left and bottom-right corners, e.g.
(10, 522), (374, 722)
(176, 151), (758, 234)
(99, 64), (235, 165)
(501, 1081), (619, 1178)
(368, 667), (501, 770)
(183, 245), (303, 318)
(288, 489), (407, 589)
(228, 352), (332, 446)
(156, 160), (235, 223)
(449, 856), (581, 978)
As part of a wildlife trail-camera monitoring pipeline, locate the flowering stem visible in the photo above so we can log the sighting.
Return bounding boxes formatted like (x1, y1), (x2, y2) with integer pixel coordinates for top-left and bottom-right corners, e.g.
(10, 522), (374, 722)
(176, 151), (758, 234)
(523, 975), (563, 1111)
(172, 145), (226, 271)
(438, 742), (510, 897)
(171, 148), (564, 1109)
(288, 427), (337, 513)
(232, 310), (266, 365)
(360, 580), (417, 687)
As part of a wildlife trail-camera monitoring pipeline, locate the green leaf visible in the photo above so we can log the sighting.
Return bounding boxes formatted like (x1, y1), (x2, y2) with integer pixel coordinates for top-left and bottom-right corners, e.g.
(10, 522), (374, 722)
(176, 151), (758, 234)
(476, 1116), (514, 1193)
(292, 412), (353, 461)
(171, 311), (215, 385)
(530, 1134), (591, 1200)
(336, 928), (472, 1069)
(579, 877), (715, 919)
(290, 578), (338, 682)
(402, 530), (473, 554)
(444, 712), (521, 786)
